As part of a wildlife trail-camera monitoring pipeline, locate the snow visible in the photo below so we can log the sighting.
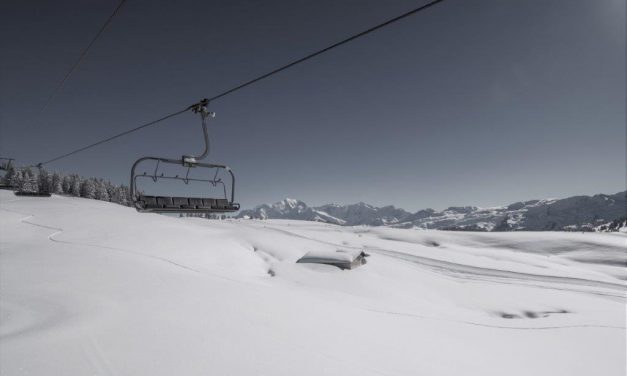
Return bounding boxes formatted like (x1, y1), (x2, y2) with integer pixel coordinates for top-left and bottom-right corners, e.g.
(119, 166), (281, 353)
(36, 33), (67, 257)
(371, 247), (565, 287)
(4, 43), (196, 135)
(1, 191), (625, 375)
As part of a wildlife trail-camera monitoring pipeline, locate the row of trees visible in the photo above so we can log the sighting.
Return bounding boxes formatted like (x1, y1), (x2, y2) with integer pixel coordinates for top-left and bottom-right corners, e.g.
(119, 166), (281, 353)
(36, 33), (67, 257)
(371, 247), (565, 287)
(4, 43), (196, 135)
(597, 216), (627, 232)
(1, 167), (132, 206)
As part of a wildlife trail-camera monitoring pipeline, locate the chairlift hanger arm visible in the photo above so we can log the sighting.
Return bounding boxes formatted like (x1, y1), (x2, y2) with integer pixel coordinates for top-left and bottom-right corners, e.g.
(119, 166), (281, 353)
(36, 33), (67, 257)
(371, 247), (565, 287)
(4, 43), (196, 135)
(183, 99), (216, 164)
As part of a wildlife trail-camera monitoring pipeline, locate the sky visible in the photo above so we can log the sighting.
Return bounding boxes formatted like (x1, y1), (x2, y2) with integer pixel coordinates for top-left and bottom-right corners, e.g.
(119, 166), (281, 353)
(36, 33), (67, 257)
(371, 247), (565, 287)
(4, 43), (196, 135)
(0, 0), (625, 211)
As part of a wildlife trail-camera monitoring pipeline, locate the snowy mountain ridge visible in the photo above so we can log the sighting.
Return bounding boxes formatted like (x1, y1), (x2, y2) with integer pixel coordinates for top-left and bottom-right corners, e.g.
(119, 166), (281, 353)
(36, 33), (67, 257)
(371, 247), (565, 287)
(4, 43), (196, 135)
(237, 191), (626, 231)
(237, 198), (346, 225)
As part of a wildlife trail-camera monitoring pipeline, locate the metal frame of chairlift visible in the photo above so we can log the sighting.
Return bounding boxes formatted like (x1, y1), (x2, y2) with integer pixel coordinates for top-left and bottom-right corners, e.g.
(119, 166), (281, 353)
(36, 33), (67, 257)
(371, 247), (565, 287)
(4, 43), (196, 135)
(0, 157), (14, 172)
(130, 99), (240, 214)
(0, 157), (15, 190)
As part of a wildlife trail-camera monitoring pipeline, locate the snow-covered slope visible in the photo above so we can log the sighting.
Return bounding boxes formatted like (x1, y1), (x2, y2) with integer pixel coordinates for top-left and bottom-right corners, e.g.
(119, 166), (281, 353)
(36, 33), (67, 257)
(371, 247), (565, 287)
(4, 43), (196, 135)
(1, 191), (626, 375)
(237, 191), (626, 231)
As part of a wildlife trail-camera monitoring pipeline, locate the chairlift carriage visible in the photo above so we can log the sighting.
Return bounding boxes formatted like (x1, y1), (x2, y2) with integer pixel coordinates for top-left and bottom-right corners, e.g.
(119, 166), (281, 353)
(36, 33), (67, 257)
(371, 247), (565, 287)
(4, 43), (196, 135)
(0, 158), (15, 189)
(0, 157), (14, 172)
(130, 99), (240, 214)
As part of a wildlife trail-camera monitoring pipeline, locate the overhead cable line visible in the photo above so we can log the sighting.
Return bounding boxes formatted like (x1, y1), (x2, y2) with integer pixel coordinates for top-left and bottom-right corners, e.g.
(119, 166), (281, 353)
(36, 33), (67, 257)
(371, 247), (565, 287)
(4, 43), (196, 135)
(37, 0), (446, 166)
(37, 0), (127, 118)
(205, 0), (445, 102)
(38, 106), (191, 166)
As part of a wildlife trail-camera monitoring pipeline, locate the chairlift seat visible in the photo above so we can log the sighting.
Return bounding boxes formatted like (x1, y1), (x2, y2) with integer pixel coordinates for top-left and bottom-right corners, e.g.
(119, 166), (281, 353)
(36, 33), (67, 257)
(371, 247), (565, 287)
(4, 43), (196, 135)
(140, 195), (158, 207)
(215, 199), (229, 209)
(137, 194), (238, 212)
(182, 198), (204, 209)
(203, 198), (217, 209)
(173, 197), (189, 207)
(157, 196), (176, 208)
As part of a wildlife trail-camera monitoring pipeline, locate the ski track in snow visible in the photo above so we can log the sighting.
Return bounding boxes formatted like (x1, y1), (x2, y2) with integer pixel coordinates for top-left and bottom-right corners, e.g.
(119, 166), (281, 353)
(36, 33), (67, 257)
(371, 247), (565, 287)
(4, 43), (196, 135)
(368, 248), (625, 298)
(242, 223), (626, 331)
(0, 204), (249, 285)
(246, 223), (626, 299)
(81, 330), (119, 376)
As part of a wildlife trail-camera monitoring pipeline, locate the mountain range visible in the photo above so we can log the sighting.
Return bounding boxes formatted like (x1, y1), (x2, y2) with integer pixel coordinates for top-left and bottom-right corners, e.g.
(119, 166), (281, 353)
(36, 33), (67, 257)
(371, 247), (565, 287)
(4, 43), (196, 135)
(236, 191), (627, 231)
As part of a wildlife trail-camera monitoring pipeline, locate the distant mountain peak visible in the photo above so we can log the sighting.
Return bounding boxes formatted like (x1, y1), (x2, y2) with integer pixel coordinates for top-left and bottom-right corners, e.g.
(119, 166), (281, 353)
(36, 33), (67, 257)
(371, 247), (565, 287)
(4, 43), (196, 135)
(239, 198), (345, 225)
(236, 192), (626, 232)
(273, 198), (304, 211)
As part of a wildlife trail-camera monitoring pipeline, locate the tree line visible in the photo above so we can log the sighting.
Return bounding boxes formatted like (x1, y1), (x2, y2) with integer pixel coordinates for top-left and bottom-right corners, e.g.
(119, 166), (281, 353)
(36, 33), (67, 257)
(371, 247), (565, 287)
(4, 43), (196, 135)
(1, 166), (131, 206)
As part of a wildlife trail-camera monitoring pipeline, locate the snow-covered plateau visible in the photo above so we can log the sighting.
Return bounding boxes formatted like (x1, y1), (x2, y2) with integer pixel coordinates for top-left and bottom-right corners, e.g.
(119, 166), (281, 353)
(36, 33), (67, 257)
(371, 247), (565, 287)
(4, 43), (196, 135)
(0, 190), (625, 375)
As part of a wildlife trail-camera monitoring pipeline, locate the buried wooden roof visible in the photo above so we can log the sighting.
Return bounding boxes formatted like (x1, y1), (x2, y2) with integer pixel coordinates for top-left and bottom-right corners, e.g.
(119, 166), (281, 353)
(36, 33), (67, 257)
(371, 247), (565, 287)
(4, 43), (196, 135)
(296, 249), (370, 270)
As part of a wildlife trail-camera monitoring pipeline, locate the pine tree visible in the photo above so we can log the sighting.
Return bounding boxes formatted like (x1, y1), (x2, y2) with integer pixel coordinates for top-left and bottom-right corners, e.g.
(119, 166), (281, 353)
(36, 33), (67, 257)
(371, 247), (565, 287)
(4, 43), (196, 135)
(109, 186), (120, 204)
(37, 169), (50, 194)
(45, 174), (53, 194)
(110, 185), (125, 205)
(50, 172), (62, 194)
(20, 168), (39, 193)
(11, 169), (24, 190)
(70, 175), (81, 197)
(80, 178), (96, 199)
(62, 175), (72, 194)
(94, 179), (109, 201)
(105, 181), (116, 202)
(117, 186), (130, 206)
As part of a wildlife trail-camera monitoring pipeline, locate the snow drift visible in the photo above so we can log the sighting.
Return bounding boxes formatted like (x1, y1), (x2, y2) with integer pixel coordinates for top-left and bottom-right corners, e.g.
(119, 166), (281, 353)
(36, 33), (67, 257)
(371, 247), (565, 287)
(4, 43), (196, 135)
(0, 191), (625, 375)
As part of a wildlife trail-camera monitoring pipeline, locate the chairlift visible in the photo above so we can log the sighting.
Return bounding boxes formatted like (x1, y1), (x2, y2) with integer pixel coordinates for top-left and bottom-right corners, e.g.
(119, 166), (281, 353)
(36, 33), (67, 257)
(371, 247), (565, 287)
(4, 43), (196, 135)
(130, 99), (240, 214)
(0, 157), (14, 172)
(0, 157), (15, 189)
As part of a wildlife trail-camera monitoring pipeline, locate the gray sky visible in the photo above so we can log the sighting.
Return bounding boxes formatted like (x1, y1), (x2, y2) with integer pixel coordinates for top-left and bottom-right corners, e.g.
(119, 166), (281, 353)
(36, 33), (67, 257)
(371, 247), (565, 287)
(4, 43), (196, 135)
(1, 0), (625, 211)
